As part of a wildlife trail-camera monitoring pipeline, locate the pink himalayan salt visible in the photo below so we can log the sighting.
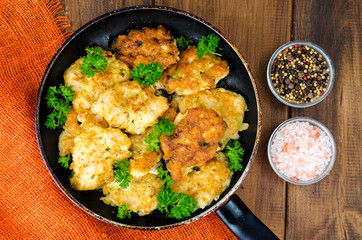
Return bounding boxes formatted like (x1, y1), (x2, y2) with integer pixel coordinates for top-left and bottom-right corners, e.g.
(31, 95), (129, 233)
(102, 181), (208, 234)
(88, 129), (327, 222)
(270, 121), (332, 181)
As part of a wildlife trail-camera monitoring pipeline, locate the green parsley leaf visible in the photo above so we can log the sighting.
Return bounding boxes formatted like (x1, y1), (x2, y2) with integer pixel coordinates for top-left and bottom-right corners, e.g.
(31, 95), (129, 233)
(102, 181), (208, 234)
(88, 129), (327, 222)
(145, 118), (175, 151)
(80, 46), (108, 78)
(116, 203), (132, 219)
(196, 33), (222, 58)
(192, 166), (200, 171)
(157, 164), (173, 188)
(169, 192), (198, 220)
(176, 36), (193, 49)
(44, 84), (74, 129)
(225, 141), (245, 171)
(130, 62), (163, 87)
(119, 69), (126, 77)
(145, 131), (161, 151)
(58, 154), (71, 168)
(171, 71), (178, 79)
(157, 118), (175, 136)
(156, 165), (197, 220)
(58, 84), (75, 103)
(157, 185), (178, 214)
(114, 159), (131, 188)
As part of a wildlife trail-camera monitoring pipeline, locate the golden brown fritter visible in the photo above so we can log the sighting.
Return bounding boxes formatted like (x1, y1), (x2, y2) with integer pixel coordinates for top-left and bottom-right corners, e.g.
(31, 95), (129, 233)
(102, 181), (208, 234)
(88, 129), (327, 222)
(128, 128), (153, 153)
(157, 45), (229, 95)
(160, 108), (227, 181)
(69, 126), (131, 191)
(162, 107), (178, 122)
(126, 106), (177, 177)
(58, 108), (82, 157)
(172, 88), (249, 149)
(171, 154), (232, 209)
(128, 107), (177, 153)
(111, 25), (179, 69)
(101, 173), (163, 216)
(64, 47), (130, 126)
(91, 81), (169, 135)
(129, 151), (161, 179)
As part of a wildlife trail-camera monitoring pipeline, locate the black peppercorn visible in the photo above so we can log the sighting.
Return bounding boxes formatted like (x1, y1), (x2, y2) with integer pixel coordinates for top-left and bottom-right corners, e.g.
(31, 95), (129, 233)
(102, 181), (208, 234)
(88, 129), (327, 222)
(270, 44), (330, 104)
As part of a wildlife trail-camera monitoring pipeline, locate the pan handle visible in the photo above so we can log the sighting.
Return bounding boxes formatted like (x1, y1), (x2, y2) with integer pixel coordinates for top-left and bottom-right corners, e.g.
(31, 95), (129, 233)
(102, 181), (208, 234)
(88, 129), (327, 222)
(216, 194), (279, 240)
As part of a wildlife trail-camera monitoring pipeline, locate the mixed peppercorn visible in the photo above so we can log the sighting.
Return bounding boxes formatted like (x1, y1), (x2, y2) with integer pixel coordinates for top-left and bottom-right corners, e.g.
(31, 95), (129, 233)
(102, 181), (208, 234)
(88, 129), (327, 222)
(270, 44), (330, 104)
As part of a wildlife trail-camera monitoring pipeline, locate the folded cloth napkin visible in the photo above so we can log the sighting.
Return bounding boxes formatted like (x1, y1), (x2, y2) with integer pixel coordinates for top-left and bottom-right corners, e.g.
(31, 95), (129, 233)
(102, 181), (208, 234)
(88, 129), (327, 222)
(0, 0), (236, 239)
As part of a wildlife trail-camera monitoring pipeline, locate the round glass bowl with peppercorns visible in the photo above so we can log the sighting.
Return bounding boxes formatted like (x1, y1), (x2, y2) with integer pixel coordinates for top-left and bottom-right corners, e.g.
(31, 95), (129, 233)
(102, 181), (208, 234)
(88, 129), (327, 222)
(267, 41), (334, 108)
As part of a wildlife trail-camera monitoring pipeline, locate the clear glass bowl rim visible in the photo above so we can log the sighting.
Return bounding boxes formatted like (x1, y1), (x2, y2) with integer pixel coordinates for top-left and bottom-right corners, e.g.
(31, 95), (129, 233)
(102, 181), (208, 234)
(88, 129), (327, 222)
(267, 117), (336, 185)
(266, 40), (335, 108)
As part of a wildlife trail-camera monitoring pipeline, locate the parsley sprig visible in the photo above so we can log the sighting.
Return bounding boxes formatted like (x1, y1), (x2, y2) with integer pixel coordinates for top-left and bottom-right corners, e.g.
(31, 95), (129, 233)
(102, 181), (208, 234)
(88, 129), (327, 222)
(157, 165), (197, 220)
(44, 84), (75, 129)
(225, 141), (245, 171)
(117, 203), (132, 219)
(80, 46), (108, 78)
(145, 118), (175, 151)
(58, 154), (71, 168)
(114, 159), (131, 188)
(176, 36), (193, 49)
(197, 33), (222, 58)
(131, 62), (163, 87)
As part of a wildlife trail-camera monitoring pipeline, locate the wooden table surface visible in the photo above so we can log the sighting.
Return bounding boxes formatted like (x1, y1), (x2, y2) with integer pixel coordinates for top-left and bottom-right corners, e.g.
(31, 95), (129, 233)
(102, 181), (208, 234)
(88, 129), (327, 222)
(59, 0), (361, 239)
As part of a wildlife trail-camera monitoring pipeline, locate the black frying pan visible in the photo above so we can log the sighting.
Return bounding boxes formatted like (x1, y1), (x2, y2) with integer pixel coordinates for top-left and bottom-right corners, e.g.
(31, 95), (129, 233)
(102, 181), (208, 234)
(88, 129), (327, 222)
(35, 6), (278, 239)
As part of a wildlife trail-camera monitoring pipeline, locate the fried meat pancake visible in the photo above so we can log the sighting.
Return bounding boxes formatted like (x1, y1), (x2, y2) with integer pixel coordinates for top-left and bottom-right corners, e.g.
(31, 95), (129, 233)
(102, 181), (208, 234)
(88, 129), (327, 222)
(111, 25), (179, 69)
(158, 45), (229, 95)
(64, 47), (130, 126)
(129, 151), (161, 179)
(128, 128), (153, 153)
(171, 155), (232, 209)
(69, 126), (131, 191)
(172, 88), (249, 149)
(58, 108), (82, 157)
(160, 108), (227, 181)
(91, 81), (169, 135)
(101, 173), (163, 216)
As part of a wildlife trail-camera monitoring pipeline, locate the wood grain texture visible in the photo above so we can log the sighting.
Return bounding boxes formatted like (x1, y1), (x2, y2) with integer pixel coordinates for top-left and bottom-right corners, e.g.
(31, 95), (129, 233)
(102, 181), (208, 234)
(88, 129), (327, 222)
(290, 0), (362, 239)
(156, 1), (293, 238)
(59, 0), (152, 30)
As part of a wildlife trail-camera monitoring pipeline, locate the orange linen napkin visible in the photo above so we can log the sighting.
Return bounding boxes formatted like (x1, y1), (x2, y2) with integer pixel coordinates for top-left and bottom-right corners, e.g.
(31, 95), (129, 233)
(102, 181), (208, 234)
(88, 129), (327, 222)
(0, 0), (237, 239)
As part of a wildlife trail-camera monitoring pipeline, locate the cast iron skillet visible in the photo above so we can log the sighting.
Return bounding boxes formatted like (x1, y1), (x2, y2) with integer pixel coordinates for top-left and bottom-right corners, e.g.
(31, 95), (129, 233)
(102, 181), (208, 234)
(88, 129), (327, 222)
(35, 6), (278, 239)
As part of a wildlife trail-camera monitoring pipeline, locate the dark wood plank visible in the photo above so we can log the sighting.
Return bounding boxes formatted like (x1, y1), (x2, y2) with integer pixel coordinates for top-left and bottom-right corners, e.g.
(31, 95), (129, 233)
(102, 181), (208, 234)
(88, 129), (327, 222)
(60, 0), (152, 31)
(156, 1), (293, 238)
(289, 0), (362, 239)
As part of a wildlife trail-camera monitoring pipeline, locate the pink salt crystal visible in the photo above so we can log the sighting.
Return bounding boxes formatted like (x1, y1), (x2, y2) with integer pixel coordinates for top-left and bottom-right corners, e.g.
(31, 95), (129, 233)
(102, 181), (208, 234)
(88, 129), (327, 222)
(270, 121), (332, 181)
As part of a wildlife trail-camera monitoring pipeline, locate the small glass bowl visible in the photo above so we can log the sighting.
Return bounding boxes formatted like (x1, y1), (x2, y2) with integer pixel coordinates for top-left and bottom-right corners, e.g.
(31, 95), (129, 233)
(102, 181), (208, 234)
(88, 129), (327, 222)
(267, 117), (336, 185)
(267, 41), (335, 108)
